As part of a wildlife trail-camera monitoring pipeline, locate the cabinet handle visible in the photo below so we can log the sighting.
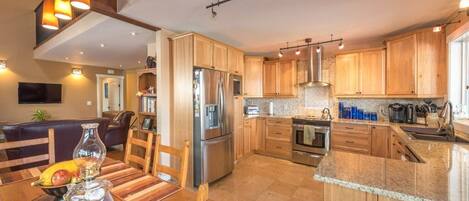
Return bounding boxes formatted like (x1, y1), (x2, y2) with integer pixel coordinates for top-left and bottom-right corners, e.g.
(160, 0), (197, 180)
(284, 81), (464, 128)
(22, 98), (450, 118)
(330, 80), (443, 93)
(345, 127), (354, 130)
(411, 91), (415, 94)
(356, 92), (361, 94)
(244, 93), (247, 95)
(275, 146), (282, 149)
(345, 140), (354, 144)
(235, 71), (239, 73)
(273, 132), (282, 135)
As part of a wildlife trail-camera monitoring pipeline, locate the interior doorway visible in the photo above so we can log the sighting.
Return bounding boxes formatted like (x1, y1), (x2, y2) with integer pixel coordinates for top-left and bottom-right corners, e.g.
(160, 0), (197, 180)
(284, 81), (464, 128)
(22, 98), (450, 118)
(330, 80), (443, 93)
(96, 74), (125, 117)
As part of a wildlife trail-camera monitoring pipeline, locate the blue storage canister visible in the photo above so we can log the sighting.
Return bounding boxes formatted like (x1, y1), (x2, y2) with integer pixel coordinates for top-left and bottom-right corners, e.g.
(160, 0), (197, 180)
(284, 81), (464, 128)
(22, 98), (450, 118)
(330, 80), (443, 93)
(364, 112), (370, 120)
(351, 106), (358, 119)
(338, 102), (344, 118)
(357, 109), (364, 120)
(371, 112), (378, 121)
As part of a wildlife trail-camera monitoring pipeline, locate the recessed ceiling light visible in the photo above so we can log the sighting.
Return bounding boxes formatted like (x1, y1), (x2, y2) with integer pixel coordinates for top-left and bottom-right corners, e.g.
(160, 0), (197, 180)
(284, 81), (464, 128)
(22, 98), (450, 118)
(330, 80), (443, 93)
(130, 32), (136, 36)
(80, 51), (84, 55)
(65, 57), (69, 60)
(119, 64), (123, 68)
(137, 60), (141, 64)
(100, 43), (105, 48)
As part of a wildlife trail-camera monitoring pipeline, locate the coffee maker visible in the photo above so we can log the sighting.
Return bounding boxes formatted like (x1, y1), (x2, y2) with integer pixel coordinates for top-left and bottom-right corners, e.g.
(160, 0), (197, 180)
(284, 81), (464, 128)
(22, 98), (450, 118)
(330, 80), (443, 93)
(388, 103), (407, 123)
(406, 104), (416, 124)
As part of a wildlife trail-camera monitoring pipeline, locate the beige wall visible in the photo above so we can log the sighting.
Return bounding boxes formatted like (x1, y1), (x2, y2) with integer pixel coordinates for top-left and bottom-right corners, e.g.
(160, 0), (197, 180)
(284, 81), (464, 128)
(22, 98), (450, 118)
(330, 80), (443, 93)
(124, 69), (139, 123)
(0, 0), (122, 123)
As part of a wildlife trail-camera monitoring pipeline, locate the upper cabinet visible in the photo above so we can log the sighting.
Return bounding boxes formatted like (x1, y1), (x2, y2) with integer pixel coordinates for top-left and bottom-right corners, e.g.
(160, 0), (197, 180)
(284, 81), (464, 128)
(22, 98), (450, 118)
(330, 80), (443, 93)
(386, 35), (417, 95)
(386, 28), (446, 97)
(193, 33), (242, 72)
(335, 49), (385, 96)
(244, 56), (264, 97)
(228, 48), (244, 75)
(263, 60), (297, 97)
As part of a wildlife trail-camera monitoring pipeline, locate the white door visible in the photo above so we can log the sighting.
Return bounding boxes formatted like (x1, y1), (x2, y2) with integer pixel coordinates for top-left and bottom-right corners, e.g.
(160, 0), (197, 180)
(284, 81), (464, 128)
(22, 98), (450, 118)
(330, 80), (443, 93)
(103, 78), (121, 112)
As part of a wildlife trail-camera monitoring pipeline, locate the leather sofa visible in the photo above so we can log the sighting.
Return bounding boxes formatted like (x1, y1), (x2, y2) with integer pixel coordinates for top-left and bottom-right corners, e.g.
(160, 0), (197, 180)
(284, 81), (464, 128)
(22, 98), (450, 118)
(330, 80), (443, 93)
(103, 111), (135, 147)
(2, 118), (110, 170)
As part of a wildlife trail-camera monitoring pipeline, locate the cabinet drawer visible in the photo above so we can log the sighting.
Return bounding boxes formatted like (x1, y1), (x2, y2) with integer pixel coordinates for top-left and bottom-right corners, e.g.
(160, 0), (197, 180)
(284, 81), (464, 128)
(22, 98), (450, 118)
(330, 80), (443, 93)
(332, 123), (370, 134)
(332, 132), (371, 154)
(266, 118), (292, 126)
(266, 126), (291, 142)
(266, 140), (292, 158)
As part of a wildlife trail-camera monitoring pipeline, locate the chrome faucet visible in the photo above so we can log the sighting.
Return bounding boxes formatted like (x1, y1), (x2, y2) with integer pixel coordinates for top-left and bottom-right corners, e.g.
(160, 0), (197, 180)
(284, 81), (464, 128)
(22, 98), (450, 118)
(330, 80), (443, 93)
(437, 101), (455, 140)
(321, 108), (333, 120)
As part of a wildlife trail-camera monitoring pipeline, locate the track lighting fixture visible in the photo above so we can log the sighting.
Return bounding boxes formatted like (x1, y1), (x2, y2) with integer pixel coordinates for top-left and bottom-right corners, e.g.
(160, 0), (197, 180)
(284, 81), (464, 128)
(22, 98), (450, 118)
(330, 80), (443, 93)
(316, 46), (321, 53)
(206, 0), (231, 18)
(278, 51), (283, 58)
(295, 49), (301, 55)
(338, 41), (344, 49)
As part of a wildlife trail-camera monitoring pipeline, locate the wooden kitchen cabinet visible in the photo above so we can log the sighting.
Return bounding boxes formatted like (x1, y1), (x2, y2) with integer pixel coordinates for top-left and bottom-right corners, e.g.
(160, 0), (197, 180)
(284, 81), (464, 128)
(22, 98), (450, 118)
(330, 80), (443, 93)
(386, 34), (417, 95)
(335, 53), (360, 95)
(256, 117), (266, 152)
(335, 49), (385, 96)
(228, 48), (244, 75)
(371, 126), (389, 158)
(194, 34), (213, 69)
(234, 96), (244, 160)
(263, 61), (278, 96)
(265, 118), (292, 159)
(213, 42), (228, 71)
(331, 123), (371, 155)
(263, 60), (297, 97)
(243, 118), (257, 155)
(390, 130), (406, 160)
(244, 56), (264, 97)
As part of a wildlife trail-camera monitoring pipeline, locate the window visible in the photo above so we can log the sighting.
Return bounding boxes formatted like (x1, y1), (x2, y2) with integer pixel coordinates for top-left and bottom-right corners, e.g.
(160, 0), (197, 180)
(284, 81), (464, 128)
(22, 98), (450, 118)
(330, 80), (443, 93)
(449, 32), (469, 118)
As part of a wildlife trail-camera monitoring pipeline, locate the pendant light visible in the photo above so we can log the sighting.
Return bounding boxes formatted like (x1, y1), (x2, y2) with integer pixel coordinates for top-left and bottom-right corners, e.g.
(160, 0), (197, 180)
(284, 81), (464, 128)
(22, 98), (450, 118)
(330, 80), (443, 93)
(42, 0), (59, 30)
(54, 0), (73, 20)
(71, 0), (91, 10)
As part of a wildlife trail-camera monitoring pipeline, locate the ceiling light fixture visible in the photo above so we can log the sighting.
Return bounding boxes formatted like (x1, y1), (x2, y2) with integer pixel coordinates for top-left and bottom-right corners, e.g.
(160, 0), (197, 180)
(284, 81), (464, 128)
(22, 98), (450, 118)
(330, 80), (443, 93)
(72, 68), (82, 76)
(338, 40), (345, 49)
(54, 0), (73, 20)
(0, 60), (7, 70)
(206, 0), (232, 18)
(295, 49), (301, 55)
(433, 26), (442, 33)
(65, 57), (69, 60)
(42, 0), (59, 30)
(100, 43), (105, 48)
(80, 51), (84, 55)
(137, 60), (141, 64)
(461, 0), (469, 9)
(316, 46), (321, 53)
(71, 0), (90, 10)
(278, 51), (283, 58)
(130, 32), (136, 36)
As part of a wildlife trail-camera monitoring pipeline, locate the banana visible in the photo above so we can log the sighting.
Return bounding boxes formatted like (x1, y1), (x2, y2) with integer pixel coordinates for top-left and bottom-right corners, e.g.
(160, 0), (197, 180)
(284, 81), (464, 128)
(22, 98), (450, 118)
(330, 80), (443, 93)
(32, 159), (82, 186)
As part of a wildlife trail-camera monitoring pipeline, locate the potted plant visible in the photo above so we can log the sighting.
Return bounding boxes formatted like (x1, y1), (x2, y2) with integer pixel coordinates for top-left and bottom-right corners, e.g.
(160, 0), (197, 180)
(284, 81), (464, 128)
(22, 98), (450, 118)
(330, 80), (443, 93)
(32, 109), (50, 122)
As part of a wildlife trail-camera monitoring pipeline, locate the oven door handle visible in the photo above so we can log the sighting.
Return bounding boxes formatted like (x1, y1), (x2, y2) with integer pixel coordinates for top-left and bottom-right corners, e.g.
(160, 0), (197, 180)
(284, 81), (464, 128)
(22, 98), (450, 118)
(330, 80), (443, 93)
(293, 124), (330, 131)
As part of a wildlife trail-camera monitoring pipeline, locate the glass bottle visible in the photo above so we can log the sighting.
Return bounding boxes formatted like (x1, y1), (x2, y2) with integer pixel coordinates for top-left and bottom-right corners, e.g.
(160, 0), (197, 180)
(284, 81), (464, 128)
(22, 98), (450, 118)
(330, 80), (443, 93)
(73, 123), (106, 181)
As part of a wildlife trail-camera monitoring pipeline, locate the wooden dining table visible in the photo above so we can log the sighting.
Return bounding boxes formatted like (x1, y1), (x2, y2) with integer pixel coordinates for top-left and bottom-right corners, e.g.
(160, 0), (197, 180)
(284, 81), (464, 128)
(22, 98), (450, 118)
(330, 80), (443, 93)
(0, 158), (198, 201)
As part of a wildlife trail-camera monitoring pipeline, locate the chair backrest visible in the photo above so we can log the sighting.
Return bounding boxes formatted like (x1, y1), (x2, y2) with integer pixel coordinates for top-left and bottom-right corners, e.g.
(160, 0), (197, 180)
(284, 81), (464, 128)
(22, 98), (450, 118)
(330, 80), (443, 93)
(0, 128), (55, 169)
(124, 129), (154, 173)
(196, 183), (209, 201)
(152, 135), (190, 188)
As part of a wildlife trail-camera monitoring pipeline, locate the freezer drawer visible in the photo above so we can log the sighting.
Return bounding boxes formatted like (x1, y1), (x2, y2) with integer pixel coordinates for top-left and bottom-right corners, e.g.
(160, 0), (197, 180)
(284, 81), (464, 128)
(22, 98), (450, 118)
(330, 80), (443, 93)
(200, 134), (234, 185)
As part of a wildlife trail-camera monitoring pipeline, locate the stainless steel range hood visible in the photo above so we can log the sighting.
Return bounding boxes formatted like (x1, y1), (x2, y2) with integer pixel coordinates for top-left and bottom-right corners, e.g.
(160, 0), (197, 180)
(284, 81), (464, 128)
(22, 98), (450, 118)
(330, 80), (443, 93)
(299, 46), (329, 87)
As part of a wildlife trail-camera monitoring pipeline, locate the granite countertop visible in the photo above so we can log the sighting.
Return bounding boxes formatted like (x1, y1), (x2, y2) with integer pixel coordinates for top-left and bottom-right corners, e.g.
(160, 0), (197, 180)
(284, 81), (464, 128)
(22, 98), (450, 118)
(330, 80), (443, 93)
(314, 123), (469, 201)
(243, 114), (293, 119)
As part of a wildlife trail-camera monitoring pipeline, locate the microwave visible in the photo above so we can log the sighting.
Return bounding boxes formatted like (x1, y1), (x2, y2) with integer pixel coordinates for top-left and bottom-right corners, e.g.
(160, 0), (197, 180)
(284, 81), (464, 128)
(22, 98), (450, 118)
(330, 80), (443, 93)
(231, 75), (242, 96)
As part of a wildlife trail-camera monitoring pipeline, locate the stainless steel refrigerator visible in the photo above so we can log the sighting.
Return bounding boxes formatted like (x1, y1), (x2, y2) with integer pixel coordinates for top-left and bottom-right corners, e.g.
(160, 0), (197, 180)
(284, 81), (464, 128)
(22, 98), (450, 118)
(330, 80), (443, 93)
(193, 68), (234, 186)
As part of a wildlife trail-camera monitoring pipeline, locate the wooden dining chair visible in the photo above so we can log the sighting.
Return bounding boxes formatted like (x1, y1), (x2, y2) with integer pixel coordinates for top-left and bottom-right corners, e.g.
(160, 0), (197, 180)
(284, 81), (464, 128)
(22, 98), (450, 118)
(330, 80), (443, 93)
(152, 135), (190, 188)
(124, 129), (154, 173)
(0, 128), (55, 170)
(196, 183), (209, 201)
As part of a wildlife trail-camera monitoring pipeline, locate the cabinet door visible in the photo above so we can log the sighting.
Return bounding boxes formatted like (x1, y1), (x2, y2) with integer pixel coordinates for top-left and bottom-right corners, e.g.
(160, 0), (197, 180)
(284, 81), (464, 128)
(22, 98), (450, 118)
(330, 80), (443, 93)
(386, 35), (417, 95)
(256, 117), (266, 152)
(236, 50), (245, 75)
(335, 53), (360, 95)
(194, 35), (213, 69)
(416, 30), (446, 96)
(371, 126), (388, 158)
(278, 60), (297, 97)
(213, 42), (228, 71)
(263, 61), (278, 97)
(233, 97), (244, 160)
(228, 48), (238, 74)
(243, 120), (251, 155)
(249, 119), (257, 152)
(360, 50), (386, 95)
(244, 56), (263, 97)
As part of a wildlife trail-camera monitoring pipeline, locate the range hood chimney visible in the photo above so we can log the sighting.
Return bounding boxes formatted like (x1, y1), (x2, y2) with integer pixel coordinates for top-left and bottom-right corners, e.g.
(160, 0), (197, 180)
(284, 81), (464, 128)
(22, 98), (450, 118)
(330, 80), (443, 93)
(300, 44), (329, 87)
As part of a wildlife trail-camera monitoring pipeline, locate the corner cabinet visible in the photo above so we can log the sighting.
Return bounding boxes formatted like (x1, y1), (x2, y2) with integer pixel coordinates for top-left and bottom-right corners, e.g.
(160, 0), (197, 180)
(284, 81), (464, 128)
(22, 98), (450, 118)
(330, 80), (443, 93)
(244, 56), (264, 97)
(335, 49), (385, 96)
(263, 60), (297, 97)
(386, 28), (446, 97)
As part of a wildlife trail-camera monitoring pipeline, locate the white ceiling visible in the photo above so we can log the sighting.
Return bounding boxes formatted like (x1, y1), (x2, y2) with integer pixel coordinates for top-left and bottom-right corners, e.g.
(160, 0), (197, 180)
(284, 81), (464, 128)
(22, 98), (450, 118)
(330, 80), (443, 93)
(34, 12), (155, 69)
(119, 0), (458, 56)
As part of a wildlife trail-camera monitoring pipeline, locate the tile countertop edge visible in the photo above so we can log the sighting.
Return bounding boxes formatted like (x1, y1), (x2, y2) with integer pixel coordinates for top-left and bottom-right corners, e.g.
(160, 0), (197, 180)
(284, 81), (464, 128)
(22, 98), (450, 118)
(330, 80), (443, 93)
(313, 174), (430, 201)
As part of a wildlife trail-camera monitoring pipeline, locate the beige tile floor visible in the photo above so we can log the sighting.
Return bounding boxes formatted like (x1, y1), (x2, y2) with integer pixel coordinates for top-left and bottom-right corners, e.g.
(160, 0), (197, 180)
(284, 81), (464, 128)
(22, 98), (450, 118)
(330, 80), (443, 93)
(209, 154), (324, 201)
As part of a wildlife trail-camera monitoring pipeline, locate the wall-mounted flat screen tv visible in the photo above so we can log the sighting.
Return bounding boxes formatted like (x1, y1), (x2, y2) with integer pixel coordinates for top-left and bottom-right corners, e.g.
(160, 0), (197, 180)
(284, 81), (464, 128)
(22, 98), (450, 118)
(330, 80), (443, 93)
(18, 82), (62, 104)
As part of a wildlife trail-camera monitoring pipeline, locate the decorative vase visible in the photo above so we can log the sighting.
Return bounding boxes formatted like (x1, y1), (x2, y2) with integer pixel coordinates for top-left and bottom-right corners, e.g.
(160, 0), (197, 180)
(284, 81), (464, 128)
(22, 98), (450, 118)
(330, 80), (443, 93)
(72, 123), (106, 181)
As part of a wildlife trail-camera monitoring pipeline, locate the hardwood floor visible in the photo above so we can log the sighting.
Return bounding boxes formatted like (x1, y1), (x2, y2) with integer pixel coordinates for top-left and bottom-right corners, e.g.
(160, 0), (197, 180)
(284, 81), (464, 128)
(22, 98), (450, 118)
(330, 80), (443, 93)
(209, 154), (324, 201)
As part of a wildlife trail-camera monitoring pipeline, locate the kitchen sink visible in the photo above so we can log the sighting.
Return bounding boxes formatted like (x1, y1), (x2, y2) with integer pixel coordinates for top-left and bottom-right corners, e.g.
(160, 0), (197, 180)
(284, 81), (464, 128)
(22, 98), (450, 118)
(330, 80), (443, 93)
(400, 126), (469, 144)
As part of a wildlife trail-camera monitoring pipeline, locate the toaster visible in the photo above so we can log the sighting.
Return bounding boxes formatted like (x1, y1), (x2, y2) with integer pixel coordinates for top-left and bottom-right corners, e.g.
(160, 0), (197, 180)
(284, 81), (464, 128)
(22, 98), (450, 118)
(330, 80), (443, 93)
(244, 105), (260, 115)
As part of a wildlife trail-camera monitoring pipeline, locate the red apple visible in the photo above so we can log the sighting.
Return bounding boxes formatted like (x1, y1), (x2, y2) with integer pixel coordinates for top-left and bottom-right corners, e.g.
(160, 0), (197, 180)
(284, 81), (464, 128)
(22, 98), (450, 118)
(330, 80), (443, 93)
(51, 170), (72, 186)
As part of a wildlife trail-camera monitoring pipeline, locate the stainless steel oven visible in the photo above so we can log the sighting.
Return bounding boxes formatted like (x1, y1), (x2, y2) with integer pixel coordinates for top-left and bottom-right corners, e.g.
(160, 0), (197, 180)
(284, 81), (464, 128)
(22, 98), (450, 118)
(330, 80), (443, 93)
(292, 117), (330, 166)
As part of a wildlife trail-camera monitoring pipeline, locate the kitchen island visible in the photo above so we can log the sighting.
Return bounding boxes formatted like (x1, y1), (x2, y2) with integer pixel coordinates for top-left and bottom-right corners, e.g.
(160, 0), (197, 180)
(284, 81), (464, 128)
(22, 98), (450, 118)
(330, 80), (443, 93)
(314, 122), (469, 201)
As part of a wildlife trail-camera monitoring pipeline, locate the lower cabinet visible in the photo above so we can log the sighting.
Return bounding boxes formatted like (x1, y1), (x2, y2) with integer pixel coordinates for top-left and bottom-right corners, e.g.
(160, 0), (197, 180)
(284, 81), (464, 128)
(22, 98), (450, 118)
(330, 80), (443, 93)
(371, 126), (389, 158)
(242, 118), (257, 156)
(324, 183), (400, 201)
(256, 117), (266, 152)
(264, 118), (292, 159)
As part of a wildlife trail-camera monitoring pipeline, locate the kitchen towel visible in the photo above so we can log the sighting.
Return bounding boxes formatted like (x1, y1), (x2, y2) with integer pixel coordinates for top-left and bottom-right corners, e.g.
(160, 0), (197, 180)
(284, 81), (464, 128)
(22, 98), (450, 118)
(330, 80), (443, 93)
(303, 125), (316, 146)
